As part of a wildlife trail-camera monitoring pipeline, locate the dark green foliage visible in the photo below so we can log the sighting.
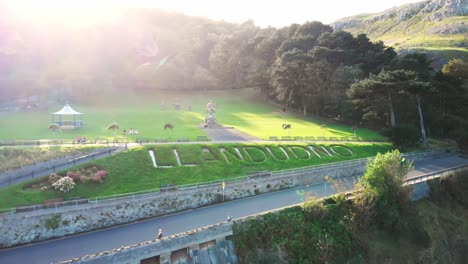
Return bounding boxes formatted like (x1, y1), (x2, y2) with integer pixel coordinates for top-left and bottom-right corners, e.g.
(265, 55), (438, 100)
(389, 125), (421, 149)
(428, 171), (468, 208)
(234, 197), (358, 263)
(357, 150), (411, 231)
(234, 166), (468, 263)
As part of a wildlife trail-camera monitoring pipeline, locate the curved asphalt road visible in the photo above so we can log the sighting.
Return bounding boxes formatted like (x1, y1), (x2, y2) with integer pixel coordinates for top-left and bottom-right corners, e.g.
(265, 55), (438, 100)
(0, 154), (467, 264)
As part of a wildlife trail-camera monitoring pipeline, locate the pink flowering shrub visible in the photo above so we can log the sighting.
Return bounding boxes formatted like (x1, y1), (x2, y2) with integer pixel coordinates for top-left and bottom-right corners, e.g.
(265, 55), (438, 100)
(96, 170), (107, 178)
(90, 175), (104, 184)
(52, 176), (75, 192)
(66, 171), (83, 183)
(90, 170), (107, 184)
(49, 167), (107, 191)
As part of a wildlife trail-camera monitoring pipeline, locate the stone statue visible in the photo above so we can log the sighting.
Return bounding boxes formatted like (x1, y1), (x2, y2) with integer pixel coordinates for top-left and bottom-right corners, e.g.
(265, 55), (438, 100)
(205, 100), (217, 125)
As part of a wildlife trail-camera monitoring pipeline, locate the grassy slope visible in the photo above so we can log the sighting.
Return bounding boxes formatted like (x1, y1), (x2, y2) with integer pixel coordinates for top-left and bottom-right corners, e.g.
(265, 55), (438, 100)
(335, 14), (468, 63)
(0, 142), (393, 209)
(0, 89), (383, 141)
(0, 146), (98, 173)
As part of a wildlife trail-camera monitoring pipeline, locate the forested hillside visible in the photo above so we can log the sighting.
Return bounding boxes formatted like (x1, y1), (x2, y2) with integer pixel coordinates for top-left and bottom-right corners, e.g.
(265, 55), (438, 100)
(1, 5), (467, 149)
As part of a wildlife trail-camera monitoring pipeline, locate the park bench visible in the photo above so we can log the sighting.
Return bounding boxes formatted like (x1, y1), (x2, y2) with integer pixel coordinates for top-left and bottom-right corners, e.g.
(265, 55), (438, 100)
(136, 138), (149, 144)
(305, 136), (315, 141)
(294, 136), (303, 141)
(269, 136), (279, 141)
(114, 137), (128, 143)
(155, 138), (168, 143)
(281, 136), (292, 141)
(95, 138), (109, 144)
(177, 138), (190, 142)
(317, 136), (327, 141)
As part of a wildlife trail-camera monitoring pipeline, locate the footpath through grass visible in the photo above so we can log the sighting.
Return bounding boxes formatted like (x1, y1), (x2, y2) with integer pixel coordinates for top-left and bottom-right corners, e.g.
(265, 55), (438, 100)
(0, 142), (393, 209)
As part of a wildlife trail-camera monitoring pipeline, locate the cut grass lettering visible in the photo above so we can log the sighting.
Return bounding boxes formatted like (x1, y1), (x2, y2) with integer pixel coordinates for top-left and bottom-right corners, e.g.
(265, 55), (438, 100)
(149, 144), (354, 168)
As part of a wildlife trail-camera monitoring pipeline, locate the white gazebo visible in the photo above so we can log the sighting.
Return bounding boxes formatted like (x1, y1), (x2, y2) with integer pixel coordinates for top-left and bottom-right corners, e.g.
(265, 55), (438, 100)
(51, 103), (84, 129)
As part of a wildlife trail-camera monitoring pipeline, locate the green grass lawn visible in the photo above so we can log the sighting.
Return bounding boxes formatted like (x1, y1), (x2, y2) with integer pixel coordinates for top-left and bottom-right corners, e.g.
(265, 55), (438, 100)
(0, 89), (383, 141)
(0, 142), (393, 209)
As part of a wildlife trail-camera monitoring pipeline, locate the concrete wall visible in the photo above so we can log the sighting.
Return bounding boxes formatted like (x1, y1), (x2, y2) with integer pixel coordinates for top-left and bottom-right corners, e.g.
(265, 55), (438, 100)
(0, 151), (446, 247)
(59, 222), (234, 264)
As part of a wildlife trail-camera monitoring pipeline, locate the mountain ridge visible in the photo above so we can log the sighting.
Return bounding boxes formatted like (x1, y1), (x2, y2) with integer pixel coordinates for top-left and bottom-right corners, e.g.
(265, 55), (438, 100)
(332, 0), (467, 66)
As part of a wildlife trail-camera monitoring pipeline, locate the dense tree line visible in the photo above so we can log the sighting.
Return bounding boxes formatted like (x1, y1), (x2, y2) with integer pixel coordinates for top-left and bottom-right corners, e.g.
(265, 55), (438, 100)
(1, 8), (467, 147)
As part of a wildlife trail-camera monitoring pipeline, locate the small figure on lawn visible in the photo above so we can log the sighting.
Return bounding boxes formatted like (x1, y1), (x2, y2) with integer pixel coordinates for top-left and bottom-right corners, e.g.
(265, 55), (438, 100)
(157, 228), (163, 239)
(164, 123), (174, 130)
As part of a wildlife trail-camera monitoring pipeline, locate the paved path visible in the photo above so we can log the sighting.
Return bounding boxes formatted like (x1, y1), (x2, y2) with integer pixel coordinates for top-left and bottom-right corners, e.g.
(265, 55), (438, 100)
(202, 128), (259, 141)
(0, 154), (467, 264)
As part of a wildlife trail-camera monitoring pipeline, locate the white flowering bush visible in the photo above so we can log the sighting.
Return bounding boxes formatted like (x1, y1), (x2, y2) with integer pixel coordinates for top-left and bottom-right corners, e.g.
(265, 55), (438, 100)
(52, 176), (76, 192)
(48, 173), (62, 184)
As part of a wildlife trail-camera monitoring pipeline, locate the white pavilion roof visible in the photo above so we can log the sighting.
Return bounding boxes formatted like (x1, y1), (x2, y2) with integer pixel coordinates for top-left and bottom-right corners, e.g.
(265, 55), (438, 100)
(52, 103), (83, 115)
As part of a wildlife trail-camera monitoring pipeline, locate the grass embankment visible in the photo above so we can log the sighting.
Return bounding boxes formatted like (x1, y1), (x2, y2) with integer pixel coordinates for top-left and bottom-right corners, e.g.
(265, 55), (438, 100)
(0, 146), (98, 173)
(0, 89), (383, 141)
(0, 142), (393, 209)
(233, 171), (468, 263)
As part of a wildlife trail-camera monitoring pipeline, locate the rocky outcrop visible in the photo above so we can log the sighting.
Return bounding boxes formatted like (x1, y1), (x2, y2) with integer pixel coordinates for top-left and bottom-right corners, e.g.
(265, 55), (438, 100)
(427, 21), (467, 34)
(333, 0), (468, 33)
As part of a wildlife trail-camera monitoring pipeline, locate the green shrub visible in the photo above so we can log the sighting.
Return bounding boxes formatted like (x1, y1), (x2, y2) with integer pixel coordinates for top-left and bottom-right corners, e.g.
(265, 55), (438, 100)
(302, 197), (328, 221)
(357, 150), (411, 231)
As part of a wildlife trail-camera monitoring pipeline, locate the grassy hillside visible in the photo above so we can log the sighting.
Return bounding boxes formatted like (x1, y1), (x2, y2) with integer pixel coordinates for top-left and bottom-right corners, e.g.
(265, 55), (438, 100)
(0, 142), (392, 209)
(332, 0), (468, 66)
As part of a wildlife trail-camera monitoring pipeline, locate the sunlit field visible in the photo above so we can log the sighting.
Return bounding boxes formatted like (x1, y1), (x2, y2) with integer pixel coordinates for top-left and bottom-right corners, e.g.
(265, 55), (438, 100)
(0, 89), (384, 141)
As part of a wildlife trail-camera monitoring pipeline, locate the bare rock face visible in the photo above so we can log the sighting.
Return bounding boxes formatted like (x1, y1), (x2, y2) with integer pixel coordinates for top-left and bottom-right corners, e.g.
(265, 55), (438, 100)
(422, 0), (467, 21)
(427, 21), (468, 34)
(333, 0), (468, 32)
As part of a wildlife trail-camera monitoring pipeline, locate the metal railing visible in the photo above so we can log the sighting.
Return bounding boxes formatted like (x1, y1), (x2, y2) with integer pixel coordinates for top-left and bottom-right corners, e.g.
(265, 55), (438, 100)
(404, 163), (468, 185)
